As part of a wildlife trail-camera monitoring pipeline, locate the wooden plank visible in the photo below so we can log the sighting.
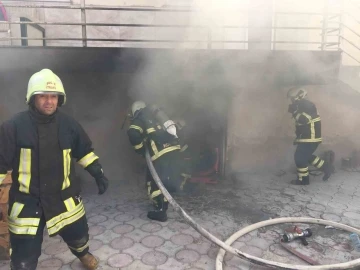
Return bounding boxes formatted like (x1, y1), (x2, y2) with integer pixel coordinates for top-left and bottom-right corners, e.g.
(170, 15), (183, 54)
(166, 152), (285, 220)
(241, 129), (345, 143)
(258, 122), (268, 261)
(280, 242), (321, 265)
(0, 185), (11, 204)
(0, 224), (8, 235)
(0, 172), (11, 260)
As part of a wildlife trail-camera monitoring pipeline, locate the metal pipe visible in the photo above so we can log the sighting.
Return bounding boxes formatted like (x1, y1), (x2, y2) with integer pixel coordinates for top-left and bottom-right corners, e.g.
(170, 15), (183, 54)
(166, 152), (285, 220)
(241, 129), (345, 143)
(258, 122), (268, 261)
(321, 0), (329, 50)
(80, 0), (87, 47)
(0, 4), (341, 16)
(341, 24), (360, 39)
(340, 35), (360, 51)
(0, 21), (335, 30)
(0, 37), (339, 45)
(349, 0), (360, 11)
(341, 50), (360, 64)
(273, 6), (277, 50)
(344, 12), (360, 27)
(0, 4), (212, 12)
(275, 11), (341, 16)
(338, 0), (344, 51)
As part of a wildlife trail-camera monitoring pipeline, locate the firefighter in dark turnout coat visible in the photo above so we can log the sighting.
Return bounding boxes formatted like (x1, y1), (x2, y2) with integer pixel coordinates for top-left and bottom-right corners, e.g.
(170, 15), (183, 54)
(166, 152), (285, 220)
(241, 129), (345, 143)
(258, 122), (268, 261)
(127, 101), (187, 222)
(0, 69), (109, 270)
(287, 87), (333, 185)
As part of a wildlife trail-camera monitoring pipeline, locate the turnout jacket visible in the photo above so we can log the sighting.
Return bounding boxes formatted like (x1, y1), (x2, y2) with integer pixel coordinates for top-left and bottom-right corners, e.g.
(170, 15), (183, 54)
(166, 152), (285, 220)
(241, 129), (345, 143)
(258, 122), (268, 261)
(127, 107), (181, 161)
(291, 99), (322, 143)
(0, 108), (100, 237)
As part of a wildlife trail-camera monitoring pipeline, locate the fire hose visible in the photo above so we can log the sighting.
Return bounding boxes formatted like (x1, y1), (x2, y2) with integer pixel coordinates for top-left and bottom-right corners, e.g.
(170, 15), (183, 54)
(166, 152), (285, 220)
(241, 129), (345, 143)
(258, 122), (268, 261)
(145, 148), (360, 269)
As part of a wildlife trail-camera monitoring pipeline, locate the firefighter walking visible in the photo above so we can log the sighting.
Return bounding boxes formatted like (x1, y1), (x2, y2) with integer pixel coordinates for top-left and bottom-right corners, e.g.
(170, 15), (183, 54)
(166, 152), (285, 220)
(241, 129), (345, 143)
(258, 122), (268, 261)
(0, 69), (109, 270)
(287, 87), (334, 185)
(127, 101), (188, 222)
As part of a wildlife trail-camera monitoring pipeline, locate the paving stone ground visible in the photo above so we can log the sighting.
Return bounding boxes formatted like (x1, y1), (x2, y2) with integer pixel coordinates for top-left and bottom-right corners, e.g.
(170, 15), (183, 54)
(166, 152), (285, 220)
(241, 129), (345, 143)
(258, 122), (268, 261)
(1, 170), (360, 269)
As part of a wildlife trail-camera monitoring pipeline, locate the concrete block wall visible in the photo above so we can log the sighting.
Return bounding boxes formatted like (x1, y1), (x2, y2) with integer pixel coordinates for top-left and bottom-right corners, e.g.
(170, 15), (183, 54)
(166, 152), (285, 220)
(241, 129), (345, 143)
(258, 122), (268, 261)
(0, 23), (10, 46)
(3, 4), (44, 46)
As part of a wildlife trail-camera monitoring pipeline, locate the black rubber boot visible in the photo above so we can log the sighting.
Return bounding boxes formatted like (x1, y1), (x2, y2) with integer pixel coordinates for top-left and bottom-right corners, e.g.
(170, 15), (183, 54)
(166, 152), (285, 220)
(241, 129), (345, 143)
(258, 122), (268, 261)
(290, 175), (309, 185)
(147, 210), (168, 222)
(148, 196), (168, 222)
(322, 165), (333, 181)
(10, 261), (37, 270)
(322, 150), (335, 181)
(322, 161), (334, 181)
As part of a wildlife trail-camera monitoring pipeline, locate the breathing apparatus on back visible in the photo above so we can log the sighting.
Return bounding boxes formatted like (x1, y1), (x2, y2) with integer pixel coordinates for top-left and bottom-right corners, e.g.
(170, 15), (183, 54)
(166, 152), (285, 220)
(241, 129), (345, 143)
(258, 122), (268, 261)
(127, 101), (179, 139)
(149, 104), (178, 139)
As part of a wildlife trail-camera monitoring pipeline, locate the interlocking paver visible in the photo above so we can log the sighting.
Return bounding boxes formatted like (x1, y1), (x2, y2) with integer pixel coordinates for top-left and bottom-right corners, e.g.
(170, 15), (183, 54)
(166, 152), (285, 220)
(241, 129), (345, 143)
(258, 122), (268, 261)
(155, 240), (184, 257)
(140, 222), (162, 233)
(88, 214), (108, 224)
(110, 236), (134, 250)
(89, 225), (106, 236)
(113, 224), (135, 234)
(141, 250), (168, 266)
(171, 234), (194, 246)
(44, 241), (68, 255)
(122, 243), (153, 259)
(176, 249), (201, 263)
(142, 235), (165, 248)
(2, 171), (360, 269)
(107, 253), (133, 268)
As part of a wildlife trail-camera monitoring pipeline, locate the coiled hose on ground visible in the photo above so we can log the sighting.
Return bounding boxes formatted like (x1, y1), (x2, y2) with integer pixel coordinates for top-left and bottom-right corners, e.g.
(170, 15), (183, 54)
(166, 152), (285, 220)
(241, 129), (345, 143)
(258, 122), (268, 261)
(145, 148), (360, 270)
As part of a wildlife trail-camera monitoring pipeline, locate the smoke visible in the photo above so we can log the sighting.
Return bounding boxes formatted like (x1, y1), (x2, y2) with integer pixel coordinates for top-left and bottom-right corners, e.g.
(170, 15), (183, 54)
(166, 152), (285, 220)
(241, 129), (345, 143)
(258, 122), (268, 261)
(1, 0), (357, 187)
(123, 0), (344, 176)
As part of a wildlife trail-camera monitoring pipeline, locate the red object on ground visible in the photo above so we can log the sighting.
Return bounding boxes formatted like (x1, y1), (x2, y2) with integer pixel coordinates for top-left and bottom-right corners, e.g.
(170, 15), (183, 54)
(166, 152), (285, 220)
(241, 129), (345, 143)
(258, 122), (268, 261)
(187, 148), (219, 184)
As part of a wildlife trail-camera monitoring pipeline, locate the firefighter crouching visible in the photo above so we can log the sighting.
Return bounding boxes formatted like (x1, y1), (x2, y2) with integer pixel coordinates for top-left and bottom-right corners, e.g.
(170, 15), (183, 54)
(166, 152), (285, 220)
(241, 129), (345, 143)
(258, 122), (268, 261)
(0, 69), (109, 270)
(127, 101), (189, 222)
(287, 87), (334, 185)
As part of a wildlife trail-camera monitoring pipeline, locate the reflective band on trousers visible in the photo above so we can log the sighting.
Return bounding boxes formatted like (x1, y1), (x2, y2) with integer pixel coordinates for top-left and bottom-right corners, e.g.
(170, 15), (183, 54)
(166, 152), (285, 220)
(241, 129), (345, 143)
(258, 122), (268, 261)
(297, 167), (309, 180)
(77, 152), (99, 168)
(62, 149), (71, 190)
(311, 156), (324, 169)
(68, 241), (89, 253)
(46, 201), (85, 235)
(18, 148), (31, 194)
(8, 202), (40, 235)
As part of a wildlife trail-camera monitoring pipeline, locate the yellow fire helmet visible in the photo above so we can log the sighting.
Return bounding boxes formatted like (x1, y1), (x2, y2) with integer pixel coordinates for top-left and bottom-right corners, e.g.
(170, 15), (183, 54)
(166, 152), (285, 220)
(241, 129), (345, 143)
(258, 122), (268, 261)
(287, 87), (307, 102)
(131, 101), (146, 117)
(26, 69), (66, 106)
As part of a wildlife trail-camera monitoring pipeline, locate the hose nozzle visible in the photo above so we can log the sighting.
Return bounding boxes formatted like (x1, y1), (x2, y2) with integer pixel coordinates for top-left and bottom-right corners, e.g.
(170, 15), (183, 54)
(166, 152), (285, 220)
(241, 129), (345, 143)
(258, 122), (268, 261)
(282, 228), (312, 245)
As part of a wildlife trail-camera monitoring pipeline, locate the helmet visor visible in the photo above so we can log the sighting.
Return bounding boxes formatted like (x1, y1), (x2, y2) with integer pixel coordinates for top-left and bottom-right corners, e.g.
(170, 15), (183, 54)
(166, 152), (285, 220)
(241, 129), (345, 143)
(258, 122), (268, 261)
(33, 91), (65, 96)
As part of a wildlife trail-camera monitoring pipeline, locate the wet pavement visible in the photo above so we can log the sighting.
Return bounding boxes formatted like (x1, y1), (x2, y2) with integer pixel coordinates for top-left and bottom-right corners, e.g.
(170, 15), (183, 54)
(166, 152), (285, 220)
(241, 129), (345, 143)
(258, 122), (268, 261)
(1, 170), (360, 269)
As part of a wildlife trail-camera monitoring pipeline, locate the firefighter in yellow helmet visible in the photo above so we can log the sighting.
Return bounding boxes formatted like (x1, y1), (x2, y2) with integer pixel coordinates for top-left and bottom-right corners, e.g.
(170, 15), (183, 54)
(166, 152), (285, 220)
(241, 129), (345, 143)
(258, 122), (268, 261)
(127, 101), (190, 222)
(0, 69), (109, 270)
(287, 87), (334, 185)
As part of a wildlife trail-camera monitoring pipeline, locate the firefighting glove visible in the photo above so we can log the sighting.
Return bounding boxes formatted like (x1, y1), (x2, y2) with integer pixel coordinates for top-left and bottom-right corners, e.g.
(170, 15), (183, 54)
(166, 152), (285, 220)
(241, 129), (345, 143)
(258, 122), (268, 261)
(85, 160), (109, 195)
(95, 175), (109, 195)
